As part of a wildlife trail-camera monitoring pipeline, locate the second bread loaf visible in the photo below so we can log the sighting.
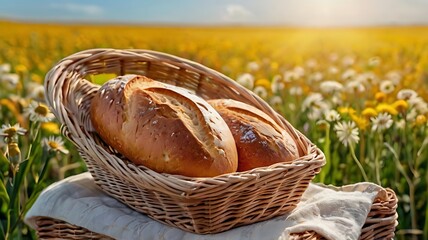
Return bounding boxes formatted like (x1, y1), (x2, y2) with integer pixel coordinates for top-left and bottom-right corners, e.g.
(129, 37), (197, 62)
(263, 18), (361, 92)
(208, 99), (298, 171)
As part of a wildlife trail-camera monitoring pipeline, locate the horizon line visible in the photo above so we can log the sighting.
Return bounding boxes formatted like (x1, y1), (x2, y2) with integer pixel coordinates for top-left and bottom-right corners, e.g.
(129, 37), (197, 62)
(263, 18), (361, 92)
(2, 17), (428, 29)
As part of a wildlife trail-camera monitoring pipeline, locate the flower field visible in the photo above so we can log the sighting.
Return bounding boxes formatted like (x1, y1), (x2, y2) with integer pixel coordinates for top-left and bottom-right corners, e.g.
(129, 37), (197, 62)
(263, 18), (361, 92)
(1, 20), (428, 239)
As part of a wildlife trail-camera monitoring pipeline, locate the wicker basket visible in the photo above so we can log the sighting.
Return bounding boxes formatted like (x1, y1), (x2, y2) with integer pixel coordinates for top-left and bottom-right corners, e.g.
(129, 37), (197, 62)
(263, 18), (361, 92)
(288, 188), (399, 240)
(35, 217), (113, 240)
(32, 188), (398, 240)
(44, 48), (325, 234)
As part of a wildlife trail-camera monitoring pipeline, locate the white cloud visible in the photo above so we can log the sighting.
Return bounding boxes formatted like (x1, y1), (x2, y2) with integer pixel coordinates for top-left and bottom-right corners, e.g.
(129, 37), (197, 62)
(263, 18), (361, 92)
(223, 4), (252, 22)
(50, 3), (103, 15)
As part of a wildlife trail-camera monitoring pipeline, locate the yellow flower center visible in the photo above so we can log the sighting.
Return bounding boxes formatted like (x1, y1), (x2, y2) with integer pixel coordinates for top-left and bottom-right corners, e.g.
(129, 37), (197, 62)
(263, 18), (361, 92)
(48, 141), (59, 149)
(4, 127), (17, 136)
(35, 104), (49, 116)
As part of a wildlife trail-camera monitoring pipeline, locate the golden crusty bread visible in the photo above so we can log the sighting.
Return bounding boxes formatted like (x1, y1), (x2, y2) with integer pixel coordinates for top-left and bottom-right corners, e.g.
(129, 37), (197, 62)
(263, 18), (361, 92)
(208, 99), (298, 172)
(90, 75), (238, 177)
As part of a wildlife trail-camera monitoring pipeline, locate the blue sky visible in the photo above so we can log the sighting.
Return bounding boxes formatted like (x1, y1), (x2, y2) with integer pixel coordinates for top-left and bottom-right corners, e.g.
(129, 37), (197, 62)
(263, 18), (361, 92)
(1, 0), (428, 26)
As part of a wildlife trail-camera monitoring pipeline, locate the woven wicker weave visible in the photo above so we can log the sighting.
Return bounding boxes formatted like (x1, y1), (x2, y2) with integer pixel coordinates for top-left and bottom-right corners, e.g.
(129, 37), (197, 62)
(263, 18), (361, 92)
(35, 217), (112, 240)
(32, 188), (398, 239)
(288, 188), (398, 240)
(44, 48), (325, 234)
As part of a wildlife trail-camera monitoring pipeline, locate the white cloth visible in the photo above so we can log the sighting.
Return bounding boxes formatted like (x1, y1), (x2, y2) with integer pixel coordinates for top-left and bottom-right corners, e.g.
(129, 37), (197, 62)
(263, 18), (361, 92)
(25, 172), (382, 240)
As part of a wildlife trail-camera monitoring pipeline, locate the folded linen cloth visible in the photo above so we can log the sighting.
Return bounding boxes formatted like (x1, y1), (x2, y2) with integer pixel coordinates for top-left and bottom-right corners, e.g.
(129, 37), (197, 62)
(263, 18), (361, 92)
(25, 172), (383, 240)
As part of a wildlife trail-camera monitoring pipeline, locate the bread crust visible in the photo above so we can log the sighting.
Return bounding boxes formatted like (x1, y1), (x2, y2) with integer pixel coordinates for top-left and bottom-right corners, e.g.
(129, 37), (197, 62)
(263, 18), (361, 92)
(208, 99), (298, 171)
(90, 75), (238, 177)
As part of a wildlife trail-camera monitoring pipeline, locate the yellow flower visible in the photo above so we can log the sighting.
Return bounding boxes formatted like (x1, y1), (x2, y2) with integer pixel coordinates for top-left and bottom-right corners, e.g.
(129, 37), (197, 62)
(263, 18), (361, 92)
(41, 122), (60, 135)
(255, 78), (271, 90)
(392, 100), (409, 113)
(270, 61), (279, 71)
(375, 92), (387, 102)
(31, 73), (43, 83)
(362, 108), (377, 119)
(351, 114), (369, 131)
(15, 64), (28, 73)
(415, 115), (427, 126)
(376, 103), (398, 116)
(338, 107), (356, 116)
(364, 100), (377, 108)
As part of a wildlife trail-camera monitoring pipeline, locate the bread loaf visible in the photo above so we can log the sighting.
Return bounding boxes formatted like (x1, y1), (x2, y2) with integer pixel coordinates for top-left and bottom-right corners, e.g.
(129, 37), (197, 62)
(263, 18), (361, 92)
(208, 99), (298, 171)
(90, 75), (238, 177)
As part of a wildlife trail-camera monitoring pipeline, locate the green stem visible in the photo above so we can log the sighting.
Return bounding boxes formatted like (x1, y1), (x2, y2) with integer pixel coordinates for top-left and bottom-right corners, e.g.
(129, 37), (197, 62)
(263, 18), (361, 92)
(5, 209), (10, 240)
(374, 134), (383, 185)
(359, 132), (366, 164)
(319, 123), (331, 183)
(425, 169), (428, 240)
(10, 149), (52, 233)
(350, 144), (369, 182)
(384, 143), (417, 239)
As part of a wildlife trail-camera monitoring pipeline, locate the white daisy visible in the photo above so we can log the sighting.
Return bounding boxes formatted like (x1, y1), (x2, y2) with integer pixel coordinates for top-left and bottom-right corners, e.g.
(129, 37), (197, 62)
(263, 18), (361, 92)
(379, 80), (395, 94)
(309, 72), (323, 82)
(406, 108), (418, 122)
(334, 121), (360, 147)
(0, 123), (27, 140)
(345, 80), (365, 93)
(236, 73), (255, 90)
(320, 81), (343, 94)
(308, 109), (324, 121)
(357, 72), (378, 86)
(293, 66), (305, 78)
(371, 113), (393, 132)
(271, 76), (285, 94)
(324, 109), (341, 122)
(253, 86), (268, 99)
(329, 66), (339, 75)
(368, 56), (381, 67)
(397, 89), (418, 100)
(341, 69), (356, 80)
(27, 82), (45, 101)
(24, 101), (55, 122)
(302, 93), (323, 111)
(289, 86), (303, 96)
(0, 73), (19, 88)
(302, 93), (331, 119)
(306, 59), (318, 69)
(284, 70), (298, 82)
(42, 136), (69, 154)
(386, 71), (401, 85)
(246, 61), (260, 72)
(0, 63), (11, 73)
(331, 94), (343, 107)
(408, 97), (428, 114)
(329, 53), (339, 62)
(342, 56), (355, 67)
(269, 96), (283, 108)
